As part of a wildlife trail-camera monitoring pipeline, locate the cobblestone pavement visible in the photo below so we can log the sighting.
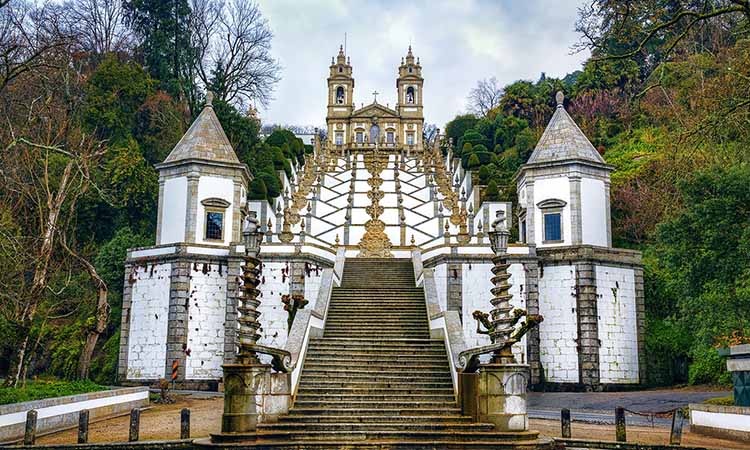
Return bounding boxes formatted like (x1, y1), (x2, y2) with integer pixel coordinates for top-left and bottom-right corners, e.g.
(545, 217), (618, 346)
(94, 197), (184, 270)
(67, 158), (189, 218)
(528, 387), (730, 427)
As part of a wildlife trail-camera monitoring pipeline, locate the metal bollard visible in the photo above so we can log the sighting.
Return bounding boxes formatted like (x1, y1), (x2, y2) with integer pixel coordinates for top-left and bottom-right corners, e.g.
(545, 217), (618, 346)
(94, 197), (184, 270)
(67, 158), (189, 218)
(129, 408), (141, 442)
(669, 409), (685, 445)
(615, 406), (626, 442)
(78, 409), (90, 444)
(561, 408), (571, 438)
(23, 410), (37, 445)
(180, 408), (190, 439)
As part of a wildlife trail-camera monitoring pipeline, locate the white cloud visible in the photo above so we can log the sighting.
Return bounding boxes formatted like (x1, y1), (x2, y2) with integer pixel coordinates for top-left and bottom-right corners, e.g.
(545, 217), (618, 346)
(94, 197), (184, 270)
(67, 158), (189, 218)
(256, 0), (589, 128)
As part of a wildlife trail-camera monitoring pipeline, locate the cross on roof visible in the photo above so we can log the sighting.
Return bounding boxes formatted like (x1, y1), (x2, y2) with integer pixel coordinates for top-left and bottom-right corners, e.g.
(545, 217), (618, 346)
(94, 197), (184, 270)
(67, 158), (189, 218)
(372, 90), (379, 103)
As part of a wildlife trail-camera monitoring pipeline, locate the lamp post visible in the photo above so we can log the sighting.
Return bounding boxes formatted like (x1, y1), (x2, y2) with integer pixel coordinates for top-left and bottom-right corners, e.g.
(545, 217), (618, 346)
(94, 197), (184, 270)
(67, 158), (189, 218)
(237, 211), (263, 365)
(488, 209), (515, 364)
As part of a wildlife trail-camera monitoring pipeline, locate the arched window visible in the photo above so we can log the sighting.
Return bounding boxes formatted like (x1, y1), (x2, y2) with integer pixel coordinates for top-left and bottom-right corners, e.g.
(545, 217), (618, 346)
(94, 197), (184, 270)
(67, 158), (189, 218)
(406, 86), (415, 104)
(335, 86), (345, 104)
(369, 124), (380, 143)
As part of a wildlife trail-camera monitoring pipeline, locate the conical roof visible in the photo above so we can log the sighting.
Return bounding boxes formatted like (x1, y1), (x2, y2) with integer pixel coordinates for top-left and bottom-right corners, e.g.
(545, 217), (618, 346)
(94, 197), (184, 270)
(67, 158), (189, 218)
(162, 93), (240, 166)
(526, 92), (605, 165)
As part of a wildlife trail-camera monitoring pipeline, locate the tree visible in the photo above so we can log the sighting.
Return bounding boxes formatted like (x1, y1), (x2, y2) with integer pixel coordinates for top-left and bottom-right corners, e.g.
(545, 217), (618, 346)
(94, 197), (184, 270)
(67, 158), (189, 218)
(467, 77), (503, 117)
(484, 180), (500, 201)
(123, 0), (195, 103)
(191, 0), (280, 109)
(62, 0), (131, 55)
(0, 1), (72, 93)
(444, 114), (477, 146)
(0, 56), (106, 386)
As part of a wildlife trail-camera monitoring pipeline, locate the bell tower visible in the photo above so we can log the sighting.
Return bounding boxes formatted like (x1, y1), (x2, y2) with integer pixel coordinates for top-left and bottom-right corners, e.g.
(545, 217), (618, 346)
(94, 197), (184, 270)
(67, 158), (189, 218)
(396, 46), (424, 148)
(396, 46), (423, 117)
(327, 45), (354, 116)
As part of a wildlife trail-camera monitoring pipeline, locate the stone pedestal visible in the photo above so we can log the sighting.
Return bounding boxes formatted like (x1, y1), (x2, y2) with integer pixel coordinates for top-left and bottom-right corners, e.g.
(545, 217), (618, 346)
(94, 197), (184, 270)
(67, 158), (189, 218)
(722, 344), (750, 407)
(220, 364), (291, 433)
(477, 363), (529, 431)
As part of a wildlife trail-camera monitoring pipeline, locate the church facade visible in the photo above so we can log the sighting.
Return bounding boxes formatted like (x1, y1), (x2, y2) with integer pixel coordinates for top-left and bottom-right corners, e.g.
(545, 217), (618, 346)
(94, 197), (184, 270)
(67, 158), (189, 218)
(118, 46), (645, 392)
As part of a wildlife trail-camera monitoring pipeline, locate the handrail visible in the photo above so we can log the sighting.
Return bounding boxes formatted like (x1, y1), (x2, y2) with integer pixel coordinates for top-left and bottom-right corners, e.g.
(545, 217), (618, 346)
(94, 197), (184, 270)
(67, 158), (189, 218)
(412, 250), (468, 396)
(284, 247), (345, 397)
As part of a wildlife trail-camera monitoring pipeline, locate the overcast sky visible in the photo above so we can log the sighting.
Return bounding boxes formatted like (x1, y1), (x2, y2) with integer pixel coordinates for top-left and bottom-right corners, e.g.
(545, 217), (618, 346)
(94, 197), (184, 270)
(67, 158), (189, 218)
(256, 0), (589, 129)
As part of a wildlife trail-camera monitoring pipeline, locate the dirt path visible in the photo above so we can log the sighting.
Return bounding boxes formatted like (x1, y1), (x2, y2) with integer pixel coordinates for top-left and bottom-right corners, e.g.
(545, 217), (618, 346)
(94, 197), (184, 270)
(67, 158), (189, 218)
(37, 394), (747, 449)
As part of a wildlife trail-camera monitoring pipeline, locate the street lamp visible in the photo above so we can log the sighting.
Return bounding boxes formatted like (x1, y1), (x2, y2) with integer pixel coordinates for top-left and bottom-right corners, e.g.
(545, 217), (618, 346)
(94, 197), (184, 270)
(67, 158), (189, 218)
(488, 209), (514, 364)
(238, 211), (263, 365)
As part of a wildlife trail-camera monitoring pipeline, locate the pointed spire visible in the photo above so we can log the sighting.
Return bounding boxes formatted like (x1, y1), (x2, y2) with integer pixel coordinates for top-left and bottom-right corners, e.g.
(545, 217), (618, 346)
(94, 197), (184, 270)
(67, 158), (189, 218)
(161, 91), (239, 165)
(526, 90), (605, 165)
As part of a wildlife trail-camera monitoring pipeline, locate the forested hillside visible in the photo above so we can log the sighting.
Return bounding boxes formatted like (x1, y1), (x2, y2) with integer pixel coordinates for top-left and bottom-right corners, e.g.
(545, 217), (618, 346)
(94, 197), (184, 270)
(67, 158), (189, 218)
(0, 0), (305, 388)
(449, 1), (750, 384)
(0, 0), (748, 389)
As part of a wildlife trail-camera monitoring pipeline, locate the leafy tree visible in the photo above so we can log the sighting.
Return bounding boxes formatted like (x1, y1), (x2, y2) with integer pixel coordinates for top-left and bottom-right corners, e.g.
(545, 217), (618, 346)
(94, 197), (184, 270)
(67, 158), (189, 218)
(484, 180), (500, 201)
(445, 114), (477, 147)
(466, 153), (481, 169)
(248, 178), (268, 200)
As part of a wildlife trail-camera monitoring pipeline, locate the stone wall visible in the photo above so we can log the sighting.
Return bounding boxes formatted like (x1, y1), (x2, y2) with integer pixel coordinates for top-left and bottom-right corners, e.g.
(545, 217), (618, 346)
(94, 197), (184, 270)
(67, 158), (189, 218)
(596, 265), (639, 384)
(125, 264), (171, 380)
(185, 262), (228, 380)
(537, 264), (579, 383)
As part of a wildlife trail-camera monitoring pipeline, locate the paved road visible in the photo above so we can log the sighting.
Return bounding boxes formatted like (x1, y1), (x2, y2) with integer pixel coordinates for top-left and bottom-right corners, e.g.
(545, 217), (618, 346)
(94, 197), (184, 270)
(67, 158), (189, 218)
(528, 389), (729, 427)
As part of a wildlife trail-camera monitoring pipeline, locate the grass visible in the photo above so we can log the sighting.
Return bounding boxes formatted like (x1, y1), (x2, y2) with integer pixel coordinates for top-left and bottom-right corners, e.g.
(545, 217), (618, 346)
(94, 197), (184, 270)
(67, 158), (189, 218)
(0, 379), (108, 406)
(703, 395), (734, 406)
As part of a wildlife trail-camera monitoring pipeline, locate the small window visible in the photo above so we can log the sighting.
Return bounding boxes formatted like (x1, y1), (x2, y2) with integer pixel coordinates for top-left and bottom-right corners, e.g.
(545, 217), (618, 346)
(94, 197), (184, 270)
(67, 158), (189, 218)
(387, 131), (394, 144)
(205, 211), (224, 241)
(406, 132), (415, 145)
(406, 86), (415, 104)
(543, 213), (562, 242)
(335, 86), (345, 104)
(338, 66), (343, 73)
(335, 131), (344, 145)
(408, 67), (413, 73)
(356, 131), (363, 144)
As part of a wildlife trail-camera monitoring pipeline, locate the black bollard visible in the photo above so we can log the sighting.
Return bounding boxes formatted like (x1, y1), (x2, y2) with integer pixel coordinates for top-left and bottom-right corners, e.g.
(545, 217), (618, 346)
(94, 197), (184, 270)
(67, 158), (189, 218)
(78, 409), (90, 444)
(129, 408), (140, 442)
(180, 408), (190, 439)
(615, 407), (626, 442)
(561, 408), (571, 438)
(23, 410), (37, 445)
(669, 409), (685, 445)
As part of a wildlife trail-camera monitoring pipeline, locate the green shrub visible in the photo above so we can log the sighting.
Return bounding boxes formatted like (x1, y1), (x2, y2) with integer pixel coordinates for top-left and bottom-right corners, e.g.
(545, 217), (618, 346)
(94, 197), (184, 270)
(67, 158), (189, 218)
(248, 178), (268, 200)
(0, 380), (107, 405)
(258, 172), (281, 199)
(478, 165), (492, 184)
(466, 154), (481, 169)
(484, 180), (500, 201)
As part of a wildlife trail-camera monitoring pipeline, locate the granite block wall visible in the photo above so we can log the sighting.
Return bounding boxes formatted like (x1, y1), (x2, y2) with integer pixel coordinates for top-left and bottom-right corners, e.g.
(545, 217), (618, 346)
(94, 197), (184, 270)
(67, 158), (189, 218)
(537, 264), (579, 383)
(185, 262), (228, 379)
(596, 265), (639, 383)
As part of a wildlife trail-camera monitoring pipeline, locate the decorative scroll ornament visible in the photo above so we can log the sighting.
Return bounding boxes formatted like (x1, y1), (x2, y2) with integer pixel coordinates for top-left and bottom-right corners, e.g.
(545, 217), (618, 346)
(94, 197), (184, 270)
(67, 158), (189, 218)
(358, 151), (393, 257)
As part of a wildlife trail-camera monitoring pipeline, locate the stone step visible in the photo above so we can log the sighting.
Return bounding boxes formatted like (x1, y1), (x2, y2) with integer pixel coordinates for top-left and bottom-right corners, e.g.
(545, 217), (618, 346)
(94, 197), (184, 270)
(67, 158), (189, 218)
(277, 415), (473, 424)
(323, 332), (430, 337)
(240, 430), (540, 443)
(311, 337), (441, 344)
(292, 400), (457, 409)
(295, 393), (456, 402)
(257, 422), (494, 432)
(306, 350), (446, 358)
(297, 387), (454, 396)
(322, 328), (429, 334)
(298, 381), (454, 390)
(302, 362), (448, 371)
(300, 372), (452, 381)
(288, 407), (461, 417)
(305, 353), (445, 361)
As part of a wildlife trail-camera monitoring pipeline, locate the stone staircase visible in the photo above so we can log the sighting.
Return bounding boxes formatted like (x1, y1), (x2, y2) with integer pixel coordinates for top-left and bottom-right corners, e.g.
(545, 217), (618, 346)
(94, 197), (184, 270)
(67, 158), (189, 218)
(203, 258), (549, 448)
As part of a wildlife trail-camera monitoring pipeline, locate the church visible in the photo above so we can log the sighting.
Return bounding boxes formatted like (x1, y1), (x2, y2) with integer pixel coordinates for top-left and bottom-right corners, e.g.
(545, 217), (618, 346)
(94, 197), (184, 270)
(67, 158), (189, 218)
(118, 46), (645, 393)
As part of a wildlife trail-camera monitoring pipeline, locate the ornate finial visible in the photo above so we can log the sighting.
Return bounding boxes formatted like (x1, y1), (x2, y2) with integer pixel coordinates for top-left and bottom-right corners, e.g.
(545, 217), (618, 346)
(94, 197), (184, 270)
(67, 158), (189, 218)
(444, 221), (450, 232)
(206, 91), (214, 106)
(556, 91), (564, 107)
(411, 235), (416, 245)
(335, 234), (340, 245)
(401, 57), (404, 64)
(347, 56), (350, 65)
(331, 56), (334, 64)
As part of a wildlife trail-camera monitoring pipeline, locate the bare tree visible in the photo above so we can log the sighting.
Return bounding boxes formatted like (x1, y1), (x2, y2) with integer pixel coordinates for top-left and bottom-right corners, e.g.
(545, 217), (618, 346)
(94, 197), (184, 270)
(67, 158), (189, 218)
(61, 0), (132, 55)
(190, 0), (280, 109)
(0, 1), (72, 93)
(467, 77), (503, 117)
(0, 44), (106, 386)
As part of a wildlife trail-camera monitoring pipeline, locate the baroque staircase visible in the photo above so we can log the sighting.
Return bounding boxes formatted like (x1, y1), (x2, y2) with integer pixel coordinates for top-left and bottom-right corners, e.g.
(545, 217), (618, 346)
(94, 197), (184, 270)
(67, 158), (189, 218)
(207, 258), (549, 449)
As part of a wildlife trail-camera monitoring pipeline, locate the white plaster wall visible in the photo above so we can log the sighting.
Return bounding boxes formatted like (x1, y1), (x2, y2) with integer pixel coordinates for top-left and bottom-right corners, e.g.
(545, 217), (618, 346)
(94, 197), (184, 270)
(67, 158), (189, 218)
(538, 264), (579, 383)
(596, 265), (639, 383)
(433, 264), (448, 312)
(581, 178), (608, 247)
(257, 262), (291, 356)
(533, 177), (570, 248)
(160, 177), (187, 245)
(195, 176), (235, 246)
(304, 265), (323, 311)
(127, 264), (171, 380)
(185, 264), (227, 379)
(461, 263), (527, 363)
(691, 410), (750, 433)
